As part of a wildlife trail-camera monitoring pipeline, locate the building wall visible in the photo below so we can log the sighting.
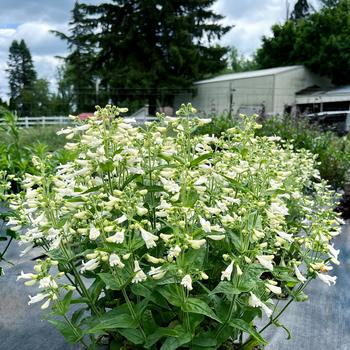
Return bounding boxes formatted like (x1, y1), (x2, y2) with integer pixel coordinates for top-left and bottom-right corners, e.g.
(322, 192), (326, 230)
(274, 67), (331, 115)
(174, 66), (331, 117)
(174, 76), (274, 116)
(230, 75), (274, 115)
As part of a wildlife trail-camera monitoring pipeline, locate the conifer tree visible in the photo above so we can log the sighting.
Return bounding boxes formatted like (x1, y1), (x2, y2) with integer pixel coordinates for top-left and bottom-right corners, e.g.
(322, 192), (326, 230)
(56, 0), (231, 115)
(7, 39), (37, 116)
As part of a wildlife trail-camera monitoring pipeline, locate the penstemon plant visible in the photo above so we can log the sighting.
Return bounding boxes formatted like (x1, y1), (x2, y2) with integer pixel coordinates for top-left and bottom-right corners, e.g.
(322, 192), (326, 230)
(11, 104), (342, 349)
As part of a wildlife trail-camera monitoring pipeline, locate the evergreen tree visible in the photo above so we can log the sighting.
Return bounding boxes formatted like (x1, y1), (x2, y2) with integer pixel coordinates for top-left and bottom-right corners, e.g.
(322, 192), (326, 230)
(58, 0), (231, 115)
(52, 2), (98, 113)
(290, 0), (311, 20)
(7, 39), (37, 116)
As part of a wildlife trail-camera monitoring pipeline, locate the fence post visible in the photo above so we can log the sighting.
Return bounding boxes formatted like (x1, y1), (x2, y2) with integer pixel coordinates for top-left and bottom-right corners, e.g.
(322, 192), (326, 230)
(25, 116), (29, 128)
(42, 116), (45, 126)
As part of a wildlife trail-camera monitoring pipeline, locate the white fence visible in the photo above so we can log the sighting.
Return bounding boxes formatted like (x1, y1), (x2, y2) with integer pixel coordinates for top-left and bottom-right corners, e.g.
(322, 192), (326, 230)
(0, 115), (160, 128)
(0, 116), (72, 128)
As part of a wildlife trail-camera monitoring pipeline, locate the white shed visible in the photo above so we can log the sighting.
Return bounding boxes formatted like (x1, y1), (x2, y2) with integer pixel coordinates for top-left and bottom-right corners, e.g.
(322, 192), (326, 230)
(174, 65), (330, 117)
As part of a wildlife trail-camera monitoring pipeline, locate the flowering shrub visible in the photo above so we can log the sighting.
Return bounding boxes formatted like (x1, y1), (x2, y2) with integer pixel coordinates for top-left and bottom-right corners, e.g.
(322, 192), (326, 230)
(11, 104), (342, 349)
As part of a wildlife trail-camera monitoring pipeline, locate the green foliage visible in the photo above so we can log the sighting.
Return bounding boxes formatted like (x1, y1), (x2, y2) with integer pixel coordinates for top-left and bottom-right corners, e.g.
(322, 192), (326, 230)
(256, 0), (350, 85)
(290, 0), (312, 21)
(256, 116), (350, 190)
(223, 47), (258, 73)
(197, 113), (350, 190)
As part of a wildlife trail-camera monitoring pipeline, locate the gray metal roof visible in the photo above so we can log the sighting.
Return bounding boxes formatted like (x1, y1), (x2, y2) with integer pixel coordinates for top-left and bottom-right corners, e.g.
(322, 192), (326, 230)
(298, 85), (350, 97)
(195, 65), (304, 85)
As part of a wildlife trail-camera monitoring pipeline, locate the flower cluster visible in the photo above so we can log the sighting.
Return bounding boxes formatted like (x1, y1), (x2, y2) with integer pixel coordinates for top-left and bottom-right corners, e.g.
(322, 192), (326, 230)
(12, 104), (342, 349)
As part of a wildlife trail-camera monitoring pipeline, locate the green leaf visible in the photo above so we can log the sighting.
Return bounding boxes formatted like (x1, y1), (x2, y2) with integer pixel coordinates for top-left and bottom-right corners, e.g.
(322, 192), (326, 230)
(131, 282), (169, 309)
(60, 290), (73, 315)
(144, 327), (181, 347)
(121, 173), (141, 190)
(192, 332), (217, 347)
(48, 319), (83, 343)
(190, 152), (213, 167)
(158, 285), (183, 307)
(82, 185), (103, 194)
(210, 281), (242, 297)
(86, 312), (138, 334)
(98, 272), (124, 290)
(160, 327), (192, 350)
(88, 278), (104, 302)
(180, 188), (199, 208)
(100, 160), (114, 172)
(182, 298), (221, 323)
(228, 319), (267, 345)
(118, 328), (144, 345)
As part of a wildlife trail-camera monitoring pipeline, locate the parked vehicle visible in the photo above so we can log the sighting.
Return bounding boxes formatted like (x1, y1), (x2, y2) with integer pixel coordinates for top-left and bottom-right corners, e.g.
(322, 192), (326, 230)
(306, 111), (350, 135)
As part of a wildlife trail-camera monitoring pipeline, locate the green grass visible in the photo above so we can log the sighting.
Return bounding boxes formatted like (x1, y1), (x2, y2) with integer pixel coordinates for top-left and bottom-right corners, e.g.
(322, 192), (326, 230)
(0, 125), (67, 152)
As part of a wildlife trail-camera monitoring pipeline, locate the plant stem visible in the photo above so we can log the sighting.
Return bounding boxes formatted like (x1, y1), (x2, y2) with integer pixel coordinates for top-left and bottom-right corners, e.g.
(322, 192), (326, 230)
(0, 236), (13, 260)
(215, 294), (236, 338)
(121, 287), (147, 341)
(60, 243), (101, 316)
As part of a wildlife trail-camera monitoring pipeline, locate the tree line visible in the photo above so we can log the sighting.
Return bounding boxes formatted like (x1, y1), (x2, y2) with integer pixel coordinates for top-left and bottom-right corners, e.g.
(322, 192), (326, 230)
(4, 0), (350, 117)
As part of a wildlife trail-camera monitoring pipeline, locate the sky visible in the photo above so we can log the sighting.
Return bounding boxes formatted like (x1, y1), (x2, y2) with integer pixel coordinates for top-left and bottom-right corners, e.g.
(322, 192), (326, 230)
(0, 0), (317, 100)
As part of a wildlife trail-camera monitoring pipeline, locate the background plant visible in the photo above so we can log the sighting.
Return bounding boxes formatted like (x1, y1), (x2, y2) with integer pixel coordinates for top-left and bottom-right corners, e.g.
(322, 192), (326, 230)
(13, 105), (341, 349)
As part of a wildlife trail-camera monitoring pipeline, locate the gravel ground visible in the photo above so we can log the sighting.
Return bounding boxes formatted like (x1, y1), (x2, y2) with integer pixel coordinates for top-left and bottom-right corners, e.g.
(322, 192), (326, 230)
(0, 222), (349, 350)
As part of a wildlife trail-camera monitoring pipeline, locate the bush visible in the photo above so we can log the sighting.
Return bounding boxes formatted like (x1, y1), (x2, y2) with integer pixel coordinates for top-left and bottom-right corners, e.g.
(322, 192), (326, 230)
(256, 117), (350, 190)
(198, 114), (350, 191)
(12, 105), (341, 349)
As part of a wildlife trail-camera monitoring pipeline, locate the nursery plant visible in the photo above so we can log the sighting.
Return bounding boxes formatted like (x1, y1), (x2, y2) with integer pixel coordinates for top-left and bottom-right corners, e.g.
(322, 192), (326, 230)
(12, 104), (341, 349)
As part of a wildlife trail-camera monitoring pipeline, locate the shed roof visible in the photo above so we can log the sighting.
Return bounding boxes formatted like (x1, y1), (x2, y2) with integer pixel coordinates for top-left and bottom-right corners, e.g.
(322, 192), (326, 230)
(195, 65), (303, 85)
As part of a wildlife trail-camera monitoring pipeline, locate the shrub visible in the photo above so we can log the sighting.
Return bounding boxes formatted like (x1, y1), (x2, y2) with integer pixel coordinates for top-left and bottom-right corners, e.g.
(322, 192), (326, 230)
(12, 105), (341, 349)
(255, 116), (350, 191)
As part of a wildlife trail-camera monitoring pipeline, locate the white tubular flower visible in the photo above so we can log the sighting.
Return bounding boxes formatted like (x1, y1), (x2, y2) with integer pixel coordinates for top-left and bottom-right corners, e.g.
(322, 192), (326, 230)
(181, 274), (193, 291)
(256, 255), (274, 271)
(136, 206), (148, 216)
(277, 231), (294, 243)
(160, 233), (173, 242)
(160, 177), (180, 194)
(28, 293), (50, 305)
(145, 254), (165, 264)
(317, 272), (337, 286)
(167, 245), (182, 261)
(39, 277), (58, 289)
(81, 258), (99, 272)
(199, 217), (211, 233)
(106, 229), (125, 244)
(328, 244), (340, 265)
(207, 234), (225, 241)
(269, 202), (289, 216)
(188, 239), (206, 250)
(109, 253), (125, 268)
(236, 263), (243, 276)
(148, 267), (166, 280)
(89, 225), (100, 240)
(17, 271), (36, 281)
(132, 260), (147, 284)
(248, 292), (273, 318)
(140, 227), (159, 249)
(116, 214), (128, 224)
(41, 299), (51, 310)
(221, 261), (234, 281)
(265, 282), (282, 295)
(294, 264), (307, 283)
